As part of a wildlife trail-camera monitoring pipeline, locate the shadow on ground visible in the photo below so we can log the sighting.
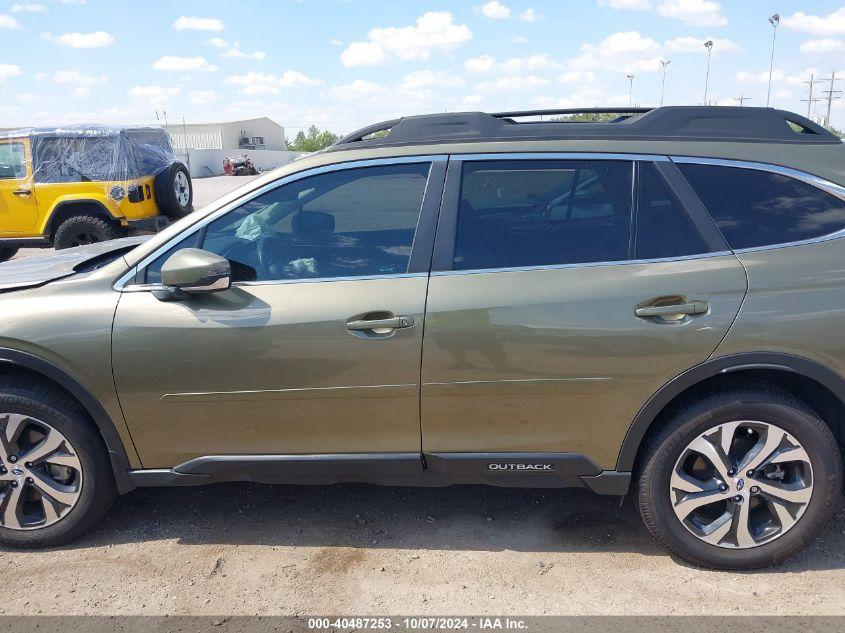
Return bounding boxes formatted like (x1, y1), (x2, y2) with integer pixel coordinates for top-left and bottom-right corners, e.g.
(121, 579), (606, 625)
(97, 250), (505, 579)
(62, 482), (845, 572)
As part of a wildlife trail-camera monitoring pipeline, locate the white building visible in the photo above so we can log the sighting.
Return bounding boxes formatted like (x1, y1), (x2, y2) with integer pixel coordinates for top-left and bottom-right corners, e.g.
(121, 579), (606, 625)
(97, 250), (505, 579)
(163, 117), (299, 177)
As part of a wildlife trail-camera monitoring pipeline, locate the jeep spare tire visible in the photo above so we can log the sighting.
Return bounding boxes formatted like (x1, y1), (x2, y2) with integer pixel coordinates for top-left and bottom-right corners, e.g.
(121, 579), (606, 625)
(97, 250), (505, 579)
(155, 162), (193, 219)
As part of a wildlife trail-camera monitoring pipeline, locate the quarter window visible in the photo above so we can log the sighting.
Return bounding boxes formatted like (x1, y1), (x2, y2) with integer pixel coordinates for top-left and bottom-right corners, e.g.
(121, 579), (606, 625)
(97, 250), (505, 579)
(453, 160), (633, 270)
(191, 162), (430, 282)
(635, 163), (711, 259)
(678, 163), (845, 249)
(0, 143), (26, 180)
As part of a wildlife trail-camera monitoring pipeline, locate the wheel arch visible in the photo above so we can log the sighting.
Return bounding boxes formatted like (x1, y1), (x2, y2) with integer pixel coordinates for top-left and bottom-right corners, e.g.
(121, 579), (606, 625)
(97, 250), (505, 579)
(44, 199), (120, 238)
(0, 347), (136, 494)
(617, 352), (845, 472)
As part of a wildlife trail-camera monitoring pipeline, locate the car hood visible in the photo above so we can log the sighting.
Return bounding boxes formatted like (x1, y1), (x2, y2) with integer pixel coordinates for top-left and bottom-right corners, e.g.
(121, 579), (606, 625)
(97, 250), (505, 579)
(0, 236), (149, 291)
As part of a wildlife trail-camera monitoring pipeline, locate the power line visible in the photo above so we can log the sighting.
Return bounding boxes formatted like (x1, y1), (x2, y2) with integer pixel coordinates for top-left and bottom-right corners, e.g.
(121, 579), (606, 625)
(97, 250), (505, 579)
(733, 94), (750, 107)
(818, 71), (843, 128)
(802, 74), (823, 119)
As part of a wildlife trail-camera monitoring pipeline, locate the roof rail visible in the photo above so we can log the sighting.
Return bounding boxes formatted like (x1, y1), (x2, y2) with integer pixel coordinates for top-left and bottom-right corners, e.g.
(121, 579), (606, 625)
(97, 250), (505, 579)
(328, 106), (840, 152)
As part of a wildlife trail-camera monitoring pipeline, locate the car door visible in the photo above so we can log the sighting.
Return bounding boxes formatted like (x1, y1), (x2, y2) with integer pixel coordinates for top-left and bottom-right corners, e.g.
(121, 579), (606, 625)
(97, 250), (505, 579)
(112, 157), (446, 469)
(0, 138), (39, 236)
(420, 155), (747, 476)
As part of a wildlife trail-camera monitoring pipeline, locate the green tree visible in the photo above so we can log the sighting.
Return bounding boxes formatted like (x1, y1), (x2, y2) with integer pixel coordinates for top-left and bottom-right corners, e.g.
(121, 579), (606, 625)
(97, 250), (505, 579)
(286, 125), (340, 152)
(550, 112), (634, 122)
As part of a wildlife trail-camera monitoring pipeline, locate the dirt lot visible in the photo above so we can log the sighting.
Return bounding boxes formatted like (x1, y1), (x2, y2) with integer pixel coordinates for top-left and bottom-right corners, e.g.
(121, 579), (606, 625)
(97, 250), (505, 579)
(3, 173), (845, 617)
(0, 485), (843, 616)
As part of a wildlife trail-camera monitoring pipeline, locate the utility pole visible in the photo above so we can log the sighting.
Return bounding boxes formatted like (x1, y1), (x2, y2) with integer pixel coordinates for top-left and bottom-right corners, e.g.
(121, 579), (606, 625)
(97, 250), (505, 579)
(802, 74), (821, 119)
(766, 14), (780, 107)
(703, 40), (713, 105)
(733, 94), (750, 107)
(660, 60), (670, 106)
(819, 71), (843, 128)
(626, 73), (635, 107)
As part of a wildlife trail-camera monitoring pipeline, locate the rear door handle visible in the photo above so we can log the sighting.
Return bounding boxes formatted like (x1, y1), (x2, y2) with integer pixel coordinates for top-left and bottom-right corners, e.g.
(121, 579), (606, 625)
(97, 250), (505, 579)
(635, 301), (708, 318)
(346, 316), (415, 331)
(12, 189), (31, 197)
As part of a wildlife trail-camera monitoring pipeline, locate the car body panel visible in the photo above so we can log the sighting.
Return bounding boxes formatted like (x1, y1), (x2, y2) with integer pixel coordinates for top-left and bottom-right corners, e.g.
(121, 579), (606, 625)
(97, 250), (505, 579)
(0, 137), (38, 236)
(112, 276), (429, 467)
(421, 254), (747, 469)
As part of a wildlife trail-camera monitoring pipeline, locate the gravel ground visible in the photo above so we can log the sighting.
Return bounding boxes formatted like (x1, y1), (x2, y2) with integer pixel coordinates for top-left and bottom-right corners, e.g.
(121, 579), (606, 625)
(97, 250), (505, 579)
(3, 173), (845, 616)
(10, 174), (259, 261)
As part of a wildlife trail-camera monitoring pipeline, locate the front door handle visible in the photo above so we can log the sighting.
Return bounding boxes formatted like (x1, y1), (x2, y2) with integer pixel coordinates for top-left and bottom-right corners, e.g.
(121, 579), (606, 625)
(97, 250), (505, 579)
(346, 315), (415, 331)
(635, 301), (708, 318)
(12, 189), (31, 197)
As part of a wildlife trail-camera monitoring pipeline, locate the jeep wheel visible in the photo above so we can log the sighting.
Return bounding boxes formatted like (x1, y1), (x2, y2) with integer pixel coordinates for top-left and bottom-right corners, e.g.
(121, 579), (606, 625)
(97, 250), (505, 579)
(637, 384), (843, 569)
(0, 248), (18, 263)
(155, 162), (193, 219)
(53, 215), (126, 250)
(0, 378), (116, 548)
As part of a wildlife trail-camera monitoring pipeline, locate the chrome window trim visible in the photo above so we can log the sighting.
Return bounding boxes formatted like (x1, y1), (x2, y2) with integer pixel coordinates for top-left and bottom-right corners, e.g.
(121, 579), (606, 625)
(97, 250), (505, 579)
(121, 272), (427, 292)
(115, 155), (447, 291)
(671, 155), (845, 253)
(432, 250), (734, 277)
(451, 152), (670, 162)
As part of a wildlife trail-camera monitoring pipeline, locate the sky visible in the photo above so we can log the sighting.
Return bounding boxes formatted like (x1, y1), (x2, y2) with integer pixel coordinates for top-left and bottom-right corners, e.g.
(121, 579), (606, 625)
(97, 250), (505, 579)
(1, 0), (845, 135)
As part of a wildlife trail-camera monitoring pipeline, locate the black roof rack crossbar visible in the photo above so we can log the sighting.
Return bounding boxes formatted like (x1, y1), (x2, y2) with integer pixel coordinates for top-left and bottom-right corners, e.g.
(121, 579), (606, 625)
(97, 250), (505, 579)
(329, 106), (841, 152)
(492, 107), (653, 119)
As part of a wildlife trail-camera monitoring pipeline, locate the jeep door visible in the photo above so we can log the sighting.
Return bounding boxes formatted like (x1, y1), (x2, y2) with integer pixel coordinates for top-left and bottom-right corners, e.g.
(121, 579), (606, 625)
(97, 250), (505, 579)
(0, 139), (39, 236)
(420, 156), (747, 474)
(112, 157), (445, 468)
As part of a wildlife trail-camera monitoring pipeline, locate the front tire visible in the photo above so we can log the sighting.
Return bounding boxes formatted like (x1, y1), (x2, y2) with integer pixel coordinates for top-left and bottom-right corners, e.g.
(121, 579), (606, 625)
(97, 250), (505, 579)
(0, 379), (116, 548)
(53, 215), (125, 250)
(637, 383), (843, 569)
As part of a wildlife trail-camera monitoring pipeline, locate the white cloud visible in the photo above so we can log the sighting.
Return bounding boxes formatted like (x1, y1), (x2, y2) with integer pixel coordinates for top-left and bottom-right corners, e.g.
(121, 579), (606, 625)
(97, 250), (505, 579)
(476, 75), (550, 92)
(0, 64), (23, 82)
(400, 69), (464, 91)
(74, 86), (89, 98)
(188, 90), (220, 104)
(153, 56), (218, 72)
(222, 46), (266, 61)
(783, 9), (845, 36)
(800, 38), (845, 54)
(328, 79), (387, 101)
(598, 0), (652, 10)
(478, 1), (510, 19)
(560, 69), (599, 84)
(53, 69), (107, 85)
(734, 68), (813, 87)
(465, 54), (496, 73)
(207, 37), (227, 48)
(226, 71), (320, 95)
(0, 14), (22, 28)
(657, 0), (726, 27)
(11, 3), (47, 12)
(340, 11), (472, 67)
(42, 31), (115, 47)
(665, 36), (740, 53)
(172, 16), (223, 32)
(330, 38), (342, 46)
(570, 31), (663, 74)
(127, 85), (181, 106)
(520, 8), (542, 22)
(18, 93), (36, 103)
(465, 53), (562, 75)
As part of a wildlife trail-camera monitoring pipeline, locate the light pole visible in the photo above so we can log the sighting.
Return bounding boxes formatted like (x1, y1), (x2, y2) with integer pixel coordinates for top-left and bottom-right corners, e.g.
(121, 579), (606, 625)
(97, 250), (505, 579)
(766, 14), (780, 107)
(626, 73), (635, 107)
(703, 40), (713, 105)
(660, 60), (670, 106)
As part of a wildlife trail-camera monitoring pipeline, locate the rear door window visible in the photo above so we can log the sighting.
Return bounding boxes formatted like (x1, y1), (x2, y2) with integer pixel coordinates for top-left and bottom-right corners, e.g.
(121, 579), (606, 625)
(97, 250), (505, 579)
(453, 160), (633, 270)
(0, 142), (26, 180)
(678, 163), (845, 249)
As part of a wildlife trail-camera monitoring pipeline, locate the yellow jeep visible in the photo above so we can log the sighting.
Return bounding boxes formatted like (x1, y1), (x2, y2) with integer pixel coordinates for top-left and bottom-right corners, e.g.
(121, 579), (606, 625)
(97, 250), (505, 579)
(0, 126), (193, 260)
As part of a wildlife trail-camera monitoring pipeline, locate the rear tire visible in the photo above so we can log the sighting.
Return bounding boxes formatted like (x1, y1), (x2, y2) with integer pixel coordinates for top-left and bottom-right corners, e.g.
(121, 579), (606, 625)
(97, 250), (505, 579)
(53, 215), (125, 250)
(154, 162), (193, 219)
(0, 248), (18, 262)
(0, 378), (116, 548)
(637, 383), (843, 569)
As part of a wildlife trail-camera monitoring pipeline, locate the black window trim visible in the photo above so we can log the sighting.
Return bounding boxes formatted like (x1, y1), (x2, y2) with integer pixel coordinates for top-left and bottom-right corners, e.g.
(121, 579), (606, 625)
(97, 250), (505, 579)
(671, 155), (845, 253)
(431, 152), (731, 276)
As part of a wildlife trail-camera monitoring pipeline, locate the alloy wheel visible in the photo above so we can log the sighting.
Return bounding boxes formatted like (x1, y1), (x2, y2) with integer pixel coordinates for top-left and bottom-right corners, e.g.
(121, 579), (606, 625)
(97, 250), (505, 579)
(174, 171), (190, 207)
(669, 420), (813, 549)
(0, 413), (83, 530)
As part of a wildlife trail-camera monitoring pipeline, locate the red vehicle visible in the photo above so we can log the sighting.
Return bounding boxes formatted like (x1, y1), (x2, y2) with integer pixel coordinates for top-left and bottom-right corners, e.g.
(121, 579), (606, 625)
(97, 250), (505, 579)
(223, 155), (258, 176)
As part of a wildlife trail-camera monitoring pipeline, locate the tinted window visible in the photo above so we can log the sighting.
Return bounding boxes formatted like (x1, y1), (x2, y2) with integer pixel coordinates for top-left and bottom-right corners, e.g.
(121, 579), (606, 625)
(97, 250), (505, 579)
(0, 143), (26, 180)
(453, 160), (633, 270)
(635, 163), (710, 259)
(197, 163), (430, 281)
(678, 163), (845, 249)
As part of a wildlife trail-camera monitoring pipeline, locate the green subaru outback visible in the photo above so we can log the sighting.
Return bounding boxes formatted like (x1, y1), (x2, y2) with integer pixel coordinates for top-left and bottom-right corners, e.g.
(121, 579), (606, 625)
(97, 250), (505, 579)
(0, 106), (843, 569)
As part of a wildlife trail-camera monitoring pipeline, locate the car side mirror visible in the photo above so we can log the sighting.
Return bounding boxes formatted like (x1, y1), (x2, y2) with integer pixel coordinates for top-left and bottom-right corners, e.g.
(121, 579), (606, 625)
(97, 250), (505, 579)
(159, 248), (231, 297)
